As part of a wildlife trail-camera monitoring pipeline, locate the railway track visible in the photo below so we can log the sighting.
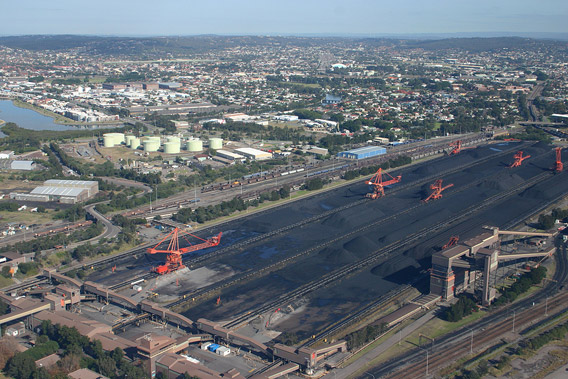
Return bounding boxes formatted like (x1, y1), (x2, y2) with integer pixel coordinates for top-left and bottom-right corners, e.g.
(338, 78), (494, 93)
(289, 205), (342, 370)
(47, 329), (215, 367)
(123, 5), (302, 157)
(3, 277), (49, 294)
(96, 140), (521, 292)
(215, 170), (555, 329)
(386, 291), (568, 379)
(369, 238), (568, 379)
(174, 141), (528, 270)
(302, 284), (414, 348)
(124, 134), (488, 217)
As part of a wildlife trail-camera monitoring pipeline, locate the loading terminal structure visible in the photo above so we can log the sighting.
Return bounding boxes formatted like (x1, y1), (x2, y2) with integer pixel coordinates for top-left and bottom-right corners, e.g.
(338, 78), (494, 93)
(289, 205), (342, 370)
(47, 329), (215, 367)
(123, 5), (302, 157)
(430, 227), (556, 305)
(1, 271), (346, 377)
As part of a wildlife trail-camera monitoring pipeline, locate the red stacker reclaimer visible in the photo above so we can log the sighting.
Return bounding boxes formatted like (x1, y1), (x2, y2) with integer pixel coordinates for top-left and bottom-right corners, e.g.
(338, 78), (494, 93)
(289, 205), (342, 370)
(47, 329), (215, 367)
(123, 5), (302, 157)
(448, 140), (462, 156)
(365, 168), (402, 199)
(509, 151), (531, 168)
(555, 147), (563, 173)
(148, 228), (222, 275)
(423, 179), (454, 203)
(442, 236), (459, 250)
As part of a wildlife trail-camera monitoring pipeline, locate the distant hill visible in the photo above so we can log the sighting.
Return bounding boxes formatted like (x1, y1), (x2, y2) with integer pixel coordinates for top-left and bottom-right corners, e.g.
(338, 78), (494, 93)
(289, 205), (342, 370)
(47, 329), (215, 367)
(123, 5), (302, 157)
(404, 37), (566, 52)
(0, 35), (563, 56)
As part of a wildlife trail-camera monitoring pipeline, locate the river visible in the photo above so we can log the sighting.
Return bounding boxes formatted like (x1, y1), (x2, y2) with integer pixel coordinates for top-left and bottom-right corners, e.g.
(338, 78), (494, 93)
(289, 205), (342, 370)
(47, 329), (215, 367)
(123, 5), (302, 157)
(0, 100), (76, 137)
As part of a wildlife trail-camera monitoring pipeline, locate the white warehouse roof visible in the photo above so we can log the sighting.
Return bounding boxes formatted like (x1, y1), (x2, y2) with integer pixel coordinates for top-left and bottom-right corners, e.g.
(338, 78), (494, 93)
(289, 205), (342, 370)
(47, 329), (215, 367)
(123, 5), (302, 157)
(234, 148), (272, 159)
(31, 186), (86, 197)
(44, 179), (97, 187)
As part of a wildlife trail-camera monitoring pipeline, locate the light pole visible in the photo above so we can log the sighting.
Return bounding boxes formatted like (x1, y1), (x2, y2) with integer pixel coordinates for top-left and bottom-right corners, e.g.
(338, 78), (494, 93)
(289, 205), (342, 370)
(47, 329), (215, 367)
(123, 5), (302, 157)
(466, 327), (474, 354)
(418, 347), (429, 377)
(365, 372), (375, 379)
(545, 296), (548, 316)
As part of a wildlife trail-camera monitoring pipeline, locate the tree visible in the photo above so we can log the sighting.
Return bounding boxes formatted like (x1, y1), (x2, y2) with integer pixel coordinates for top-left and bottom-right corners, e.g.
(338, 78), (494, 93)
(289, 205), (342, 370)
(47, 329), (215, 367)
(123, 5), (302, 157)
(1, 266), (11, 279)
(0, 336), (19, 370)
(6, 353), (37, 379)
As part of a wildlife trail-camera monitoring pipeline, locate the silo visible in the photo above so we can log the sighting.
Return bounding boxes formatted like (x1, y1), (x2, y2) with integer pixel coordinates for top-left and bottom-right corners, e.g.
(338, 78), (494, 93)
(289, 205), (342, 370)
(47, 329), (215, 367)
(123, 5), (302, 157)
(125, 135), (135, 147)
(112, 133), (125, 145)
(130, 138), (140, 149)
(163, 142), (180, 154)
(143, 140), (160, 152)
(103, 133), (117, 147)
(146, 136), (161, 144)
(186, 139), (203, 152)
(209, 137), (223, 150)
(167, 136), (181, 144)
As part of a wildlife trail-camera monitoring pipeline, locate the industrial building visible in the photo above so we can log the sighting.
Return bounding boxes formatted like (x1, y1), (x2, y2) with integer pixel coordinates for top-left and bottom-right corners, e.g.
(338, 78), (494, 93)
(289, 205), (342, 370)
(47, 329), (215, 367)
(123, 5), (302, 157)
(322, 94), (342, 105)
(216, 150), (246, 162)
(10, 179), (99, 204)
(430, 227), (555, 306)
(0, 160), (36, 171)
(337, 146), (387, 159)
(234, 148), (273, 161)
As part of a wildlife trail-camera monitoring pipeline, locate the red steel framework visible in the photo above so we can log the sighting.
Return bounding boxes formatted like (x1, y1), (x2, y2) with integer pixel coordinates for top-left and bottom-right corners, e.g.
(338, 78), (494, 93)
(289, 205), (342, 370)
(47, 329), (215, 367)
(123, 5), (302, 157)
(423, 179), (454, 203)
(555, 147), (563, 173)
(365, 168), (402, 199)
(509, 151), (531, 168)
(148, 228), (222, 275)
(442, 236), (459, 250)
(448, 140), (462, 156)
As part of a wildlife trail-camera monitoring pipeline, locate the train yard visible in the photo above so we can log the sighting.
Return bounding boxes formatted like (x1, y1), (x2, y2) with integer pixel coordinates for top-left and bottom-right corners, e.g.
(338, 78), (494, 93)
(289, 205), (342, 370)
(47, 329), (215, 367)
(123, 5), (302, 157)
(4, 137), (568, 378)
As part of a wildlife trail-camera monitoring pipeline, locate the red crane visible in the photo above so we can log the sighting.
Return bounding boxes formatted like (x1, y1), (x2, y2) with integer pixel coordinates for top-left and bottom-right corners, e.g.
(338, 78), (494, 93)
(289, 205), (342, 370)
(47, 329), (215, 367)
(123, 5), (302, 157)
(555, 147), (563, 173)
(509, 151), (531, 168)
(448, 140), (462, 156)
(442, 236), (459, 250)
(365, 168), (402, 199)
(423, 179), (454, 203)
(148, 228), (222, 275)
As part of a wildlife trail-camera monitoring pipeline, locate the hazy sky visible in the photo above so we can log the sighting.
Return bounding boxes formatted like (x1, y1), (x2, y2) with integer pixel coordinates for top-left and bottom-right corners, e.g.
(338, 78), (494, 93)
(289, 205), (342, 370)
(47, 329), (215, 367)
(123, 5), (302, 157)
(2, 0), (567, 36)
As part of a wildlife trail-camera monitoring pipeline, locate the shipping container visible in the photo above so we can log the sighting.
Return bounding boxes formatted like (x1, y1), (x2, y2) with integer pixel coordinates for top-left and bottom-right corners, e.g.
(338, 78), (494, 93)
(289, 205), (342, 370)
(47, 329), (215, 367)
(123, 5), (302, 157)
(208, 343), (220, 352)
(216, 346), (231, 356)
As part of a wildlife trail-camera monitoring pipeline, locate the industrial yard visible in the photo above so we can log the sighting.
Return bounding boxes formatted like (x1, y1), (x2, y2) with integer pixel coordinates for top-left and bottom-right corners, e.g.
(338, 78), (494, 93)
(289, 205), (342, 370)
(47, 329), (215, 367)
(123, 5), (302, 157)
(84, 140), (567, 343)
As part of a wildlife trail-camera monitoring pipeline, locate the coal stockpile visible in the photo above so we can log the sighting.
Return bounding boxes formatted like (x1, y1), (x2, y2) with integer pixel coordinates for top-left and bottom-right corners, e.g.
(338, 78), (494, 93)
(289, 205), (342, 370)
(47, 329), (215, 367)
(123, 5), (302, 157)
(178, 142), (564, 329)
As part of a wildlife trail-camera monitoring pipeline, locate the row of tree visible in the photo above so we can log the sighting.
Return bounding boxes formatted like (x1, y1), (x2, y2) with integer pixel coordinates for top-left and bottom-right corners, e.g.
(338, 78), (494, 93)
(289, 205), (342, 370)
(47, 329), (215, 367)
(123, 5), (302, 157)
(345, 323), (388, 350)
(493, 266), (547, 306)
(442, 295), (478, 322)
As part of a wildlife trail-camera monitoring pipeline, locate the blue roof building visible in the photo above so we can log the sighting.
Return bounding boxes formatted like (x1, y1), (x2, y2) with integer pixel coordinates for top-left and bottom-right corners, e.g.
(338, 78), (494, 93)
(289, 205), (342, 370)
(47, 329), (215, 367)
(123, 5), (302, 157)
(337, 146), (386, 160)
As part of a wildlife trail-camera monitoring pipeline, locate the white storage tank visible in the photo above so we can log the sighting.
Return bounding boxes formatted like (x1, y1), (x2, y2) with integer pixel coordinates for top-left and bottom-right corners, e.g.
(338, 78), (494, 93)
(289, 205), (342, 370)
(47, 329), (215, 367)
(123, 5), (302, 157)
(186, 139), (203, 152)
(114, 133), (125, 145)
(167, 136), (181, 144)
(209, 137), (223, 150)
(143, 140), (160, 152)
(163, 142), (180, 154)
(130, 138), (141, 149)
(103, 134), (115, 147)
(125, 135), (136, 147)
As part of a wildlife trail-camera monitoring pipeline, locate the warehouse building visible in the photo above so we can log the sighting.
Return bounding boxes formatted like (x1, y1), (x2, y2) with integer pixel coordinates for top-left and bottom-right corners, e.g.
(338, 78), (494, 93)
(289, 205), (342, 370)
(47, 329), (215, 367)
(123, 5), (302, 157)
(234, 147), (273, 161)
(337, 146), (387, 159)
(216, 150), (246, 162)
(43, 180), (99, 197)
(10, 180), (99, 204)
